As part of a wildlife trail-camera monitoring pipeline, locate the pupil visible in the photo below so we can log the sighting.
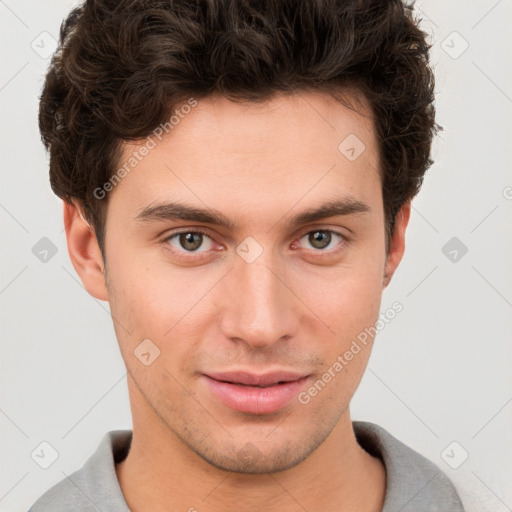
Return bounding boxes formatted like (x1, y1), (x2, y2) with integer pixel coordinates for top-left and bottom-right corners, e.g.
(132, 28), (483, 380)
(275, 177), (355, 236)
(310, 231), (330, 249)
(180, 232), (202, 251)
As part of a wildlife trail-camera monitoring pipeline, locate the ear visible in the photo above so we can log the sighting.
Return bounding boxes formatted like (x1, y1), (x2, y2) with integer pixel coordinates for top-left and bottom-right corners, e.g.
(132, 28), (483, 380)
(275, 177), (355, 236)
(63, 200), (109, 301)
(383, 201), (411, 289)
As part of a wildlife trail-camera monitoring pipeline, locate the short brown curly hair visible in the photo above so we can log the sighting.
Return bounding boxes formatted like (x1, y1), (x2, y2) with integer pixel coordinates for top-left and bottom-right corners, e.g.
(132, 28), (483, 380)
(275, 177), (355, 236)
(38, 0), (439, 259)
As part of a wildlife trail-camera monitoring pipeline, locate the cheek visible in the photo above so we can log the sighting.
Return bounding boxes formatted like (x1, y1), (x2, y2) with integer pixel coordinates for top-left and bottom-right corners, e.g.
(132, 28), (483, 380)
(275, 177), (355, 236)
(292, 258), (384, 336)
(105, 253), (167, 344)
(107, 250), (178, 320)
(298, 284), (381, 411)
(106, 253), (216, 364)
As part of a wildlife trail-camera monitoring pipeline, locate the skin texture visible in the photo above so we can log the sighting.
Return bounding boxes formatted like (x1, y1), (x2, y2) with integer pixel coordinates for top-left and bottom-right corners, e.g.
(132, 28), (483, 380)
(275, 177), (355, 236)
(64, 90), (410, 512)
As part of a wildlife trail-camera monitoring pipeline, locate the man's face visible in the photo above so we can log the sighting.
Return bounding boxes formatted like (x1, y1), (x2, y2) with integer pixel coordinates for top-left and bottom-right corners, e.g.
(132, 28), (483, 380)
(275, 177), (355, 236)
(95, 91), (399, 473)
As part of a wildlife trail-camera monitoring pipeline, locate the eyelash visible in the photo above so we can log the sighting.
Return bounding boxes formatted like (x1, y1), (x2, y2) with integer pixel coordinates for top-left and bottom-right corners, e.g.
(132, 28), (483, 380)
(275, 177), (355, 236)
(161, 228), (348, 259)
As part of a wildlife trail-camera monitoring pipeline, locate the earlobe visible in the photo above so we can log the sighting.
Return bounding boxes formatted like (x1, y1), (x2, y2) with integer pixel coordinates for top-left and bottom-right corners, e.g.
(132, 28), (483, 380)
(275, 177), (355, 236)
(63, 200), (109, 301)
(383, 202), (411, 289)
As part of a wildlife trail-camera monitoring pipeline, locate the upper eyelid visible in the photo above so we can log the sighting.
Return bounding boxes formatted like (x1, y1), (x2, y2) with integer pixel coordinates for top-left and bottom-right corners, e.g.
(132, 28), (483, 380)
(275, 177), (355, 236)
(296, 227), (347, 238)
(164, 228), (214, 242)
(164, 226), (346, 239)
(163, 227), (347, 250)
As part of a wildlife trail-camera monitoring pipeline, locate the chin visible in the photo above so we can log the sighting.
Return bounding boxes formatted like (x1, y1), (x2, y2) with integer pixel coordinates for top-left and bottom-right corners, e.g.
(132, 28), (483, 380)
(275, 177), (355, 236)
(185, 430), (325, 475)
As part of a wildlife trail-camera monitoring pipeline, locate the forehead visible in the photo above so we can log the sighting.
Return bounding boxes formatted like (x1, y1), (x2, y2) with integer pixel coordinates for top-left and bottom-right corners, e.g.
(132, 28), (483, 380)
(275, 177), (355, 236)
(109, 90), (380, 226)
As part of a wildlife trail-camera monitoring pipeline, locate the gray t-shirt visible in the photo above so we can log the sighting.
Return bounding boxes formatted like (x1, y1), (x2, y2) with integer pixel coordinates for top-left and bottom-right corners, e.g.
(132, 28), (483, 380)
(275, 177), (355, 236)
(28, 421), (466, 511)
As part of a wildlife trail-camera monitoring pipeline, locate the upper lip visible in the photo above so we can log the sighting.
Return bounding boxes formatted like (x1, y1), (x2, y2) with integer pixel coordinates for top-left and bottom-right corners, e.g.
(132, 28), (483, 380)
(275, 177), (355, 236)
(204, 370), (309, 387)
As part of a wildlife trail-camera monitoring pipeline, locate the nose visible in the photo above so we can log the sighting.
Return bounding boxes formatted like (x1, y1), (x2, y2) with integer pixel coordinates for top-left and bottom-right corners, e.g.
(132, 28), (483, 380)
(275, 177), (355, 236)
(219, 248), (299, 350)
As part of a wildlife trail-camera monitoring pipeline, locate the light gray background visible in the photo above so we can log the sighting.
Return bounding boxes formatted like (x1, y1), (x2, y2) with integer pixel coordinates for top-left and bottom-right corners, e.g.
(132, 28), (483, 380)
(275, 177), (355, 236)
(1, 1), (511, 511)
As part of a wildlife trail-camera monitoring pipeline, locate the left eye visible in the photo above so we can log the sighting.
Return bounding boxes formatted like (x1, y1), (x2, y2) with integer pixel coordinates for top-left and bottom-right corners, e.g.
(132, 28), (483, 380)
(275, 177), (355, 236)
(297, 230), (344, 251)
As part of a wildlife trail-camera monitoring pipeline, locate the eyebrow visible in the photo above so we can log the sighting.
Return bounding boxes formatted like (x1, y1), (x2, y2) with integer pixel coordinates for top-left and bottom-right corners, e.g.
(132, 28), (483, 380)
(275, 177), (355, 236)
(135, 197), (371, 229)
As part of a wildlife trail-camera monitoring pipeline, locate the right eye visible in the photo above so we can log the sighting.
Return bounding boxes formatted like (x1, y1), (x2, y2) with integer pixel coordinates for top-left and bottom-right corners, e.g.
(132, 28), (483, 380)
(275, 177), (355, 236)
(163, 229), (216, 253)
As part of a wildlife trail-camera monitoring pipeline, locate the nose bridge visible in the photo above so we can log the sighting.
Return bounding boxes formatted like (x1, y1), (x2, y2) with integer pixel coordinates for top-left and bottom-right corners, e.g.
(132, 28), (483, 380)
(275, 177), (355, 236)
(220, 243), (297, 347)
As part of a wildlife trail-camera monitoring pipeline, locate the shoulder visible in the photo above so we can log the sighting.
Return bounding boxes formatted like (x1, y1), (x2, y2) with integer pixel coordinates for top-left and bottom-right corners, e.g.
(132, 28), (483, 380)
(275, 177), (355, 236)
(27, 430), (132, 512)
(27, 468), (93, 512)
(353, 421), (466, 512)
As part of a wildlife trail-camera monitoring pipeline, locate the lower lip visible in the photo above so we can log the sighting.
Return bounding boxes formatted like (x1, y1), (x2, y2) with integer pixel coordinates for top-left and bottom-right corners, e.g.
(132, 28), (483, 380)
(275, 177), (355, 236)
(202, 375), (310, 414)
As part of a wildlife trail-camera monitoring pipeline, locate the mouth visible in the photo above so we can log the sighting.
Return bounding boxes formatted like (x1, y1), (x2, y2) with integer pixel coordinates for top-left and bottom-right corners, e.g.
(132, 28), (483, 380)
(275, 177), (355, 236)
(202, 370), (311, 414)
(218, 380), (290, 388)
(204, 370), (309, 387)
